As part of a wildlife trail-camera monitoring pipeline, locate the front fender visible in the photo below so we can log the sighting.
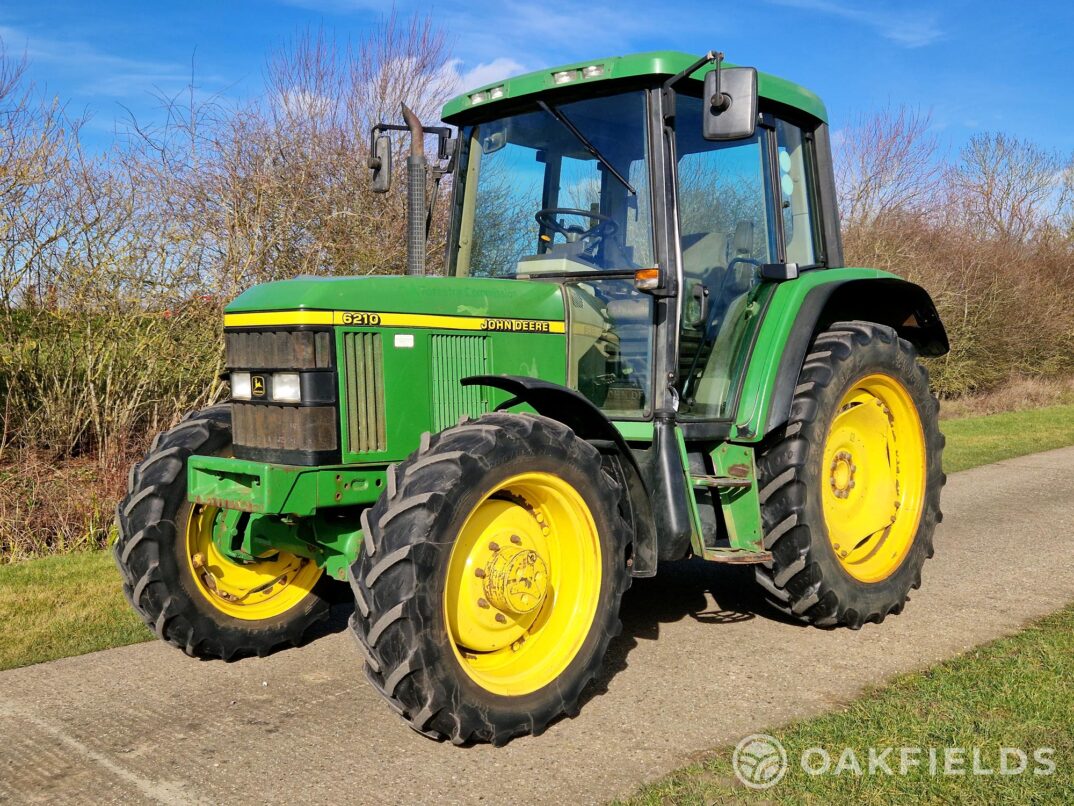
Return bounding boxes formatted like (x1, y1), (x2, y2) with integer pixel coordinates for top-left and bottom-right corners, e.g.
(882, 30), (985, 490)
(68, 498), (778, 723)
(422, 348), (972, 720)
(461, 374), (658, 576)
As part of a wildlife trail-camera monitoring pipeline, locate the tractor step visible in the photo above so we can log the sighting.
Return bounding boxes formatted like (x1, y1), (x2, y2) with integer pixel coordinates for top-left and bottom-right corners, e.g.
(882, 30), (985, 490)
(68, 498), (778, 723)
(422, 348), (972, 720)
(691, 474), (752, 489)
(702, 546), (772, 564)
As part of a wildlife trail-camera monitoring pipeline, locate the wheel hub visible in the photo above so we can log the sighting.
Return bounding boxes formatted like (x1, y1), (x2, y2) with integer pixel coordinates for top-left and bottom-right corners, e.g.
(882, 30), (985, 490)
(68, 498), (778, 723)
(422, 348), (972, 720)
(483, 543), (549, 615)
(829, 450), (856, 499)
(820, 374), (927, 583)
(444, 472), (603, 696)
(185, 504), (322, 620)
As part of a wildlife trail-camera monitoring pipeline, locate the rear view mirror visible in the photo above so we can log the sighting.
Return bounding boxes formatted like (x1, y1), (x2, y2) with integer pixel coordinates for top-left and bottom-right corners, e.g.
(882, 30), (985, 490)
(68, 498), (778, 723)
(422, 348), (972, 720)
(703, 67), (758, 141)
(370, 134), (392, 193)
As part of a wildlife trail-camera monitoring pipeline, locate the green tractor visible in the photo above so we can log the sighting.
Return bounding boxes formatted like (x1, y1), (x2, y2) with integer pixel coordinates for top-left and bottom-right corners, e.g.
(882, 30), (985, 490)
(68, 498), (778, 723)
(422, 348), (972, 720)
(115, 51), (946, 745)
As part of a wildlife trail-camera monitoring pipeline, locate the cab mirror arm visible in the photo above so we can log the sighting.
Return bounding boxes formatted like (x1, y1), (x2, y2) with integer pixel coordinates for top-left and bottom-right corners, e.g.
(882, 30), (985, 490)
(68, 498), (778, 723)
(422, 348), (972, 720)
(661, 50), (720, 124)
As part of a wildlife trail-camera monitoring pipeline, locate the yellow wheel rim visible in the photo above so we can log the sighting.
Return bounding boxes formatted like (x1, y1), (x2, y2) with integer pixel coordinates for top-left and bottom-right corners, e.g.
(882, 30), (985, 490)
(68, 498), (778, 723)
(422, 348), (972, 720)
(185, 505), (323, 621)
(821, 373), (926, 583)
(444, 472), (602, 696)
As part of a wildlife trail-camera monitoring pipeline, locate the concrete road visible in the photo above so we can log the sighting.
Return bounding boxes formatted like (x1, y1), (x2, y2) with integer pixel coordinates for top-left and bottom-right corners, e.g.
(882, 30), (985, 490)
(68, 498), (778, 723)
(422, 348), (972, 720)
(3, 447), (1074, 805)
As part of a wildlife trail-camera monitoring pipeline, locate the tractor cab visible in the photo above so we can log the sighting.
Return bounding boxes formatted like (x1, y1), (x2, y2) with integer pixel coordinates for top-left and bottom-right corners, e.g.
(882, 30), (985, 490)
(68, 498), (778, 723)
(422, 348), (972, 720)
(440, 52), (844, 427)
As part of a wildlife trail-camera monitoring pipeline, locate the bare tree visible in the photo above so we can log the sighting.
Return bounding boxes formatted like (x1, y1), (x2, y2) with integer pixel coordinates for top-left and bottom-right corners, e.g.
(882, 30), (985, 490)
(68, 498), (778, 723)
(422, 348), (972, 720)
(0, 42), (86, 308)
(836, 105), (939, 228)
(947, 132), (1069, 243)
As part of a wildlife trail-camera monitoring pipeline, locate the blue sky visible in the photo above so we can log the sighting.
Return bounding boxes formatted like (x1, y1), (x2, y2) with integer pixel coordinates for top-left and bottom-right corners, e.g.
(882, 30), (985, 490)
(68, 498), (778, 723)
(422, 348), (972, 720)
(2, 0), (1072, 156)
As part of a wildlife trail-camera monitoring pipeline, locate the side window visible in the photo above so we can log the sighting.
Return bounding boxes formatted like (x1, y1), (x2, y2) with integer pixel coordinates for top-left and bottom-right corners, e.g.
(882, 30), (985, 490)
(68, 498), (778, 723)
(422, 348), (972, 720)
(677, 131), (775, 282)
(775, 120), (819, 266)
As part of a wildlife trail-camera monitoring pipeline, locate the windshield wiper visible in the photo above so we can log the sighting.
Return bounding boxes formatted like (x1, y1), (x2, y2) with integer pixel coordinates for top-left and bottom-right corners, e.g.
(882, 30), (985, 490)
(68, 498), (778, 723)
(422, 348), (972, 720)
(537, 100), (637, 196)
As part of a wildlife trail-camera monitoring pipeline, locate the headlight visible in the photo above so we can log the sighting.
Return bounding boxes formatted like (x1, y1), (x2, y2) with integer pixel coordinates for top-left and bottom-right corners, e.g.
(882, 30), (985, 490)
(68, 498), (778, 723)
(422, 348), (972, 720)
(231, 372), (251, 400)
(272, 372), (302, 403)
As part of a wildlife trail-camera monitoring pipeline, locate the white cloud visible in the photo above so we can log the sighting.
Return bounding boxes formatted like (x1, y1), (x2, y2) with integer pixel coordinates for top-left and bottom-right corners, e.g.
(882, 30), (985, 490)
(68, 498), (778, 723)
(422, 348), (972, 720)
(444, 56), (529, 93)
(765, 0), (942, 48)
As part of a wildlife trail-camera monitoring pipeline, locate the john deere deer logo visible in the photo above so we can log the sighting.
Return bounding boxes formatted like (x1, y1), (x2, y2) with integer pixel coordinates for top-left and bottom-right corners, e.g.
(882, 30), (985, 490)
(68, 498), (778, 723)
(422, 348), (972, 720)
(251, 375), (266, 398)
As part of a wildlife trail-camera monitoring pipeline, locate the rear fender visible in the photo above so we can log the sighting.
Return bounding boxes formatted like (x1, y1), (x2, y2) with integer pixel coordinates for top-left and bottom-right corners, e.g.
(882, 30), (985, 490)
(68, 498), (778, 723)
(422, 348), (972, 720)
(733, 271), (948, 441)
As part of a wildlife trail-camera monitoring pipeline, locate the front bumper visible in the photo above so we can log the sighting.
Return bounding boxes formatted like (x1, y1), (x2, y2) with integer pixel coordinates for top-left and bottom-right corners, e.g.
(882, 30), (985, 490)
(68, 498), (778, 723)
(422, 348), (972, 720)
(187, 455), (387, 516)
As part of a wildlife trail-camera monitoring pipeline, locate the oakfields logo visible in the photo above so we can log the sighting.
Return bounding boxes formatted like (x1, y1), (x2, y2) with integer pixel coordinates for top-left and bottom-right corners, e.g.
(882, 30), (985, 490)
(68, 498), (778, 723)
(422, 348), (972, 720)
(732, 734), (787, 790)
(731, 734), (1056, 790)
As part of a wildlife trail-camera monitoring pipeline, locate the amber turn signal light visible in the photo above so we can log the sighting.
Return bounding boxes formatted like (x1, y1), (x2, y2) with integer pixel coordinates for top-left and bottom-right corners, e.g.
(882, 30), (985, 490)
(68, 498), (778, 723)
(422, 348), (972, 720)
(634, 267), (660, 291)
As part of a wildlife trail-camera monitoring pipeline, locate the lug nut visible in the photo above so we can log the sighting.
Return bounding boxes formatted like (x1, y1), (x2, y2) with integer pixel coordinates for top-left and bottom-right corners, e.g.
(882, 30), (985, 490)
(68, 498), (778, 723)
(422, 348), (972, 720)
(192, 552), (206, 570)
(510, 534), (522, 545)
(477, 598), (490, 609)
(494, 613), (507, 624)
(474, 567), (486, 578)
(488, 542), (500, 552)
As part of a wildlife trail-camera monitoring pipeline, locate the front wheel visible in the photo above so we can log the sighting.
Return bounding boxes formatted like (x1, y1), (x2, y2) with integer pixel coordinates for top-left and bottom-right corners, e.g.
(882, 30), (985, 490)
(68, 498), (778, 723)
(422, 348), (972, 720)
(754, 321), (945, 628)
(114, 405), (335, 659)
(349, 413), (632, 745)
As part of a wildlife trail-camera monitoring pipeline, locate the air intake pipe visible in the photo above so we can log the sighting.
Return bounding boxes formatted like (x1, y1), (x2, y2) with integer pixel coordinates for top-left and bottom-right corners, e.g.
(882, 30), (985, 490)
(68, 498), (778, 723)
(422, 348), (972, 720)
(401, 103), (426, 276)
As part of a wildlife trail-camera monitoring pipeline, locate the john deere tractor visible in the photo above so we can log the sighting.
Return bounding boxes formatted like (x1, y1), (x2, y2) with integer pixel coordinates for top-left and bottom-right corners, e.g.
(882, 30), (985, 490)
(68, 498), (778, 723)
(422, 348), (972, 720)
(116, 51), (946, 745)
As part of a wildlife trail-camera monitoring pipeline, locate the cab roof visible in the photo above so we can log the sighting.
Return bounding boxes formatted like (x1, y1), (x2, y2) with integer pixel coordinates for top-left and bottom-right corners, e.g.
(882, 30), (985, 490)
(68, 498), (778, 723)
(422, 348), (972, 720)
(441, 50), (827, 124)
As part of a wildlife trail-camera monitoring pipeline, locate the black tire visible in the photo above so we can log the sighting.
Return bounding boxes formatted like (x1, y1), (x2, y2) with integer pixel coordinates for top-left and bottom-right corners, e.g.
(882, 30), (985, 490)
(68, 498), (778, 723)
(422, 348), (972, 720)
(114, 405), (334, 660)
(754, 321), (945, 629)
(348, 412), (632, 745)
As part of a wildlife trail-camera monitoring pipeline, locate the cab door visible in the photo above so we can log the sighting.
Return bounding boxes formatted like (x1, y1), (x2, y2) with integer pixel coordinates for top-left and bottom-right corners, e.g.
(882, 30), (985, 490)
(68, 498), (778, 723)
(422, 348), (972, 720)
(673, 100), (822, 421)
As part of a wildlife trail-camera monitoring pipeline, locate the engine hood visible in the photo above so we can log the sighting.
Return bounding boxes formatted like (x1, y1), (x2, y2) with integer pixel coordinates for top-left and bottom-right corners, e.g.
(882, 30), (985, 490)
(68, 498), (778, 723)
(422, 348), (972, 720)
(224, 275), (567, 327)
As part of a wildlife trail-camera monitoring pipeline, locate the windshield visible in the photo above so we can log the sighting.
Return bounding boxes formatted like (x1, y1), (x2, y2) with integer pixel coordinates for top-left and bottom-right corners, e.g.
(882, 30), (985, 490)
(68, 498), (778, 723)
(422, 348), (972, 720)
(450, 90), (653, 278)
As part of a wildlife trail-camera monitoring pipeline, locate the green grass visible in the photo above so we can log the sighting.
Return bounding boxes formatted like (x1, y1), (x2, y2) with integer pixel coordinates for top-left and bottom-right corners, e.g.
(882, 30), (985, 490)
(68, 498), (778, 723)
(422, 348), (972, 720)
(941, 403), (1074, 473)
(0, 550), (150, 672)
(621, 606), (1074, 805)
(1, 402), (1073, 676)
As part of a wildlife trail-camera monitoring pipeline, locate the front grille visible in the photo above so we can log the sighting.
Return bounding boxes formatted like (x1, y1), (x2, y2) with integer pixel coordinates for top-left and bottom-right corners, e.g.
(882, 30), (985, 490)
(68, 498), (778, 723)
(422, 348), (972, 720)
(342, 332), (387, 453)
(225, 327), (339, 465)
(225, 329), (332, 370)
(232, 403), (338, 456)
(430, 334), (489, 432)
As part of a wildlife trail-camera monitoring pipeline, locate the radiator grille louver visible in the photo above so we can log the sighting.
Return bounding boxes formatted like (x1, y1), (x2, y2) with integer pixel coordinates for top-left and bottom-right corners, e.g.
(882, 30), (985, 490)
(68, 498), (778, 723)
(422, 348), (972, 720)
(430, 335), (490, 432)
(343, 332), (387, 453)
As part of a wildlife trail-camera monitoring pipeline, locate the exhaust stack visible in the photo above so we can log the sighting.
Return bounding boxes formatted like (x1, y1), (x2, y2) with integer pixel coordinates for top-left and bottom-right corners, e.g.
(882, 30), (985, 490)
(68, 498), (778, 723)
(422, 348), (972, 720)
(401, 103), (426, 277)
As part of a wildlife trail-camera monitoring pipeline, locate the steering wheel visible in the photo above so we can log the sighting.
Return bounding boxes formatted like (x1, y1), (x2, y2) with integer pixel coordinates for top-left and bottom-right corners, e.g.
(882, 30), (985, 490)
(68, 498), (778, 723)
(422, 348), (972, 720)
(535, 208), (618, 244)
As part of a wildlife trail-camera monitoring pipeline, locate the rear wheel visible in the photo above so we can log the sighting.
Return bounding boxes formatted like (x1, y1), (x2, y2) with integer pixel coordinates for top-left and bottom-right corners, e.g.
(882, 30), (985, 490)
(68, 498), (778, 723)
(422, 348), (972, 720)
(754, 321), (944, 628)
(349, 413), (631, 745)
(114, 405), (335, 659)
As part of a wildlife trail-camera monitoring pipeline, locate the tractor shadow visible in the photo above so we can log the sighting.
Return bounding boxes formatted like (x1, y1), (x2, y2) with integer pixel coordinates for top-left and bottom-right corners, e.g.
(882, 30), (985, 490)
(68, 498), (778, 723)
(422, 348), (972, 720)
(302, 590), (358, 645)
(581, 558), (804, 705)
